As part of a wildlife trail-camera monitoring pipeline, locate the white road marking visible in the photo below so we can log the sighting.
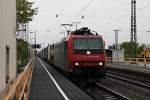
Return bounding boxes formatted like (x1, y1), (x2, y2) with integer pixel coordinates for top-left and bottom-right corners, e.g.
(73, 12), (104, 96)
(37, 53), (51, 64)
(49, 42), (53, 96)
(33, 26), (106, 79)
(38, 58), (69, 100)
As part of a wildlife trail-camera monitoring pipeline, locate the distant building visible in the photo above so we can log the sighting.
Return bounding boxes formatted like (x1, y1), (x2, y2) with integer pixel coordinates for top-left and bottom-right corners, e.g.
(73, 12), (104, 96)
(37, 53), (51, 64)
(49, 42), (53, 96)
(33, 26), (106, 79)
(0, 0), (16, 98)
(106, 49), (124, 62)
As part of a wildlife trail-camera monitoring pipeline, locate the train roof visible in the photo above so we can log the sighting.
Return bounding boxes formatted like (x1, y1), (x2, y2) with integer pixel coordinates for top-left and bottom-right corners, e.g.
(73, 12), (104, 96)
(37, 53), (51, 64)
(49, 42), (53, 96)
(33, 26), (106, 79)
(64, 27), (103, 41)
(70, 27), (99, 35)
(53, 27), (103, 44)
(65, 34), (102, 41)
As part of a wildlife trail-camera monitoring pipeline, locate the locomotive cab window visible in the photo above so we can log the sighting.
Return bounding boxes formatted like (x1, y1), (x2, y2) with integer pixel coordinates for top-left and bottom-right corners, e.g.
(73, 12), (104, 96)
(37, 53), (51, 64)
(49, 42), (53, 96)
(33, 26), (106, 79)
(73, 38), (104, 54)
(74, 39), (88, 50)
(88, 38), (103, 50)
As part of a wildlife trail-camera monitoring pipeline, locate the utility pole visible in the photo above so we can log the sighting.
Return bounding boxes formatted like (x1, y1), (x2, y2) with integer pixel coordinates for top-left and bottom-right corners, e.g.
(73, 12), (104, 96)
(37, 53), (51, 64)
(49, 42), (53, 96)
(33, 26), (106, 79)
(72, 22), (81, 30)
(34, 31), (37, 56)
(30, 32), (34, 59)
(131, 0), (137, 57)
(27, 23), (30, 61)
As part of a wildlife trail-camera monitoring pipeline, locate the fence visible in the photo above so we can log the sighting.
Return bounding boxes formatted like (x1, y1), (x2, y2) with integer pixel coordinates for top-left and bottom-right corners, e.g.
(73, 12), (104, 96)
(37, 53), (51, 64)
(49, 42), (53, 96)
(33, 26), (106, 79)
(107, 57), (150, 65)
(2, 58), (34, 100)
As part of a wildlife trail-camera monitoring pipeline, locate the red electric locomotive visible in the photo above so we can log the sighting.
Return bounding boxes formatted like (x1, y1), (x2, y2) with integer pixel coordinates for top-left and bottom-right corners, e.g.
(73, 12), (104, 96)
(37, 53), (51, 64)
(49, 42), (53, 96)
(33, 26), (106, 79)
(49, 27), (106, 78)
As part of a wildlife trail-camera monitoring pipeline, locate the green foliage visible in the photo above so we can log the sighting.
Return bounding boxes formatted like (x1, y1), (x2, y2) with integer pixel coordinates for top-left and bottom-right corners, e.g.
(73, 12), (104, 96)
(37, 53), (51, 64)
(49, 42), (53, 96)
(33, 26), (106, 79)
(138, 44), (146, 53)
(16, 0), (38, 30)
(17, 39), (28, 68)
(120, 42), (145, 57)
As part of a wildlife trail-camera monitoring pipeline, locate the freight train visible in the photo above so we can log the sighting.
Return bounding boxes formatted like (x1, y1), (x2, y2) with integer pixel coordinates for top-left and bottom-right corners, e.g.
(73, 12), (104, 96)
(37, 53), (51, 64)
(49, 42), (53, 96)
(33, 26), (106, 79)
(38, 27), (107, 78)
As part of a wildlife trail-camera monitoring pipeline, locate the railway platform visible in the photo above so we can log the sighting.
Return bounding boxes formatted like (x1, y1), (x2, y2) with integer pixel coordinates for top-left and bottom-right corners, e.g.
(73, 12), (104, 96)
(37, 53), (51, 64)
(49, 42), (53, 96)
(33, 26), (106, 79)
(28, 57), (94, 100)
(106, 62), (150, 74)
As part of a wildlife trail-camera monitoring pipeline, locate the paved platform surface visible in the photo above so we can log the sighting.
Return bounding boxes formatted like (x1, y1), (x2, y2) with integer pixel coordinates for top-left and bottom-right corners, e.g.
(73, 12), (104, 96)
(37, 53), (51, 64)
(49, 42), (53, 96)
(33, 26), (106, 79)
(28, 58), (94, 100)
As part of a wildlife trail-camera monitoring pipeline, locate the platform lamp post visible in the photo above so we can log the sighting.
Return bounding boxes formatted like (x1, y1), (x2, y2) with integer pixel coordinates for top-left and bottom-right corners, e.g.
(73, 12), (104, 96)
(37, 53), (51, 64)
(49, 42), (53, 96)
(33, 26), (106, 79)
(29, 31), (37, 57)
(45, 30), (51, 45)
(30, 31), (34, 59)
(146, 31), (150, 33)
(146, 31), (150, 44)
(34, 31), (37, 56)
(33, 29), (51, 52)
(113, 29), (122, 62)
(146, 31), (150, 48)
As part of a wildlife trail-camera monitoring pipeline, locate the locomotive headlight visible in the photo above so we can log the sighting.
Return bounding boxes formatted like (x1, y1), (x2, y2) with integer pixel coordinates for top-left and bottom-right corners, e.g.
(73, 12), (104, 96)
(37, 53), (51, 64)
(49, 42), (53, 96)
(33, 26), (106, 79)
(87, 51), (91, 55)
(99, 62), (103, 66)
(75, 62), (79, 66)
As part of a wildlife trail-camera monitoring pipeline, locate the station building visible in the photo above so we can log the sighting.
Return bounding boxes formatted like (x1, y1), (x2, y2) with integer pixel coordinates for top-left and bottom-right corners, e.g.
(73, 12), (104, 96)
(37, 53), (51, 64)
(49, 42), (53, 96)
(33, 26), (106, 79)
(0, 0), (16, 98)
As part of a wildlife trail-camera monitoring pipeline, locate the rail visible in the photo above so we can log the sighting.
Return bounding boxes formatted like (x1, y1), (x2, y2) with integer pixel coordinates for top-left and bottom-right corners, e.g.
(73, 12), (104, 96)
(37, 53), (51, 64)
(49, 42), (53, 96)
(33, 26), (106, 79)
(107, 72), (150, 89)
(2, 58), (34, 100)
(95, 83), (131, 100)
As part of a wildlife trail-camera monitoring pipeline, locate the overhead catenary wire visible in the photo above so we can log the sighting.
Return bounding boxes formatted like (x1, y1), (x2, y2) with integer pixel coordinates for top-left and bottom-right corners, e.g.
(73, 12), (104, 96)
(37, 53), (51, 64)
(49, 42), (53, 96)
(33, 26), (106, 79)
(137, 4), (150, 12)
(56, 0), (72, 17)
(56, 1), (150, 31)
(98, 4), (150, 28)
(72, 0), (95, 21)
(84, 0), (129, 16)
(78, 1), (130, 26)
(71, 0), (129, 28)
(61, 0), (72, 14)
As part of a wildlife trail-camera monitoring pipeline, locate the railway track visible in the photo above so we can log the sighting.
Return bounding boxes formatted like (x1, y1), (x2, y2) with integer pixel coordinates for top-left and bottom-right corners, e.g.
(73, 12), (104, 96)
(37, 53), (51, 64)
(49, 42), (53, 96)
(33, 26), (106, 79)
(106, 63), (150, 75)
(107, 71), (150, 89)
(70, 67), (150, 100)
(107, 70), (150, 83)
(73, 79), (131, 100)
(71, 78), (130, 100)
(94, 83), (131, 100)
(81, 69), (150, 100)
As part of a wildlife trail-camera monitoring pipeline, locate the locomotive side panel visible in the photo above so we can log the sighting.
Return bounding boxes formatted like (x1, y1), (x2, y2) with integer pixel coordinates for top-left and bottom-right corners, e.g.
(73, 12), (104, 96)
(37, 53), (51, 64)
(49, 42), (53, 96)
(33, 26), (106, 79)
(48, 45), (50, 61)
(48, 45), (54, 65)
(44, 47), (48, 61)
(54, 42), (67, 71)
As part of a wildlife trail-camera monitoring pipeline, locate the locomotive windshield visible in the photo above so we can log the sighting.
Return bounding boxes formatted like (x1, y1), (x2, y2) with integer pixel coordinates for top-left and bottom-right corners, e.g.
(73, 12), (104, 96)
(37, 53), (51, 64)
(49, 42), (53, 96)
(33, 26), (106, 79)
(88, 39), (102, 50)
(73, 38), (103, 53)
(74, 39), (88, 50)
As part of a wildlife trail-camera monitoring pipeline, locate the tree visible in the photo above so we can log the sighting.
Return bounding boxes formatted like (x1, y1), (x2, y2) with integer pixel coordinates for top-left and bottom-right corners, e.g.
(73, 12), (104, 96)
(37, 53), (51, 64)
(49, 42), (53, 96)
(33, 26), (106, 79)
(16, 0), (38, 72)
(17, 39), (28, 69)
(120, 42), (145, 57)
(138, 44), (146, 54)
(120, 42), (132, 57)
(16, 0), (38, 31)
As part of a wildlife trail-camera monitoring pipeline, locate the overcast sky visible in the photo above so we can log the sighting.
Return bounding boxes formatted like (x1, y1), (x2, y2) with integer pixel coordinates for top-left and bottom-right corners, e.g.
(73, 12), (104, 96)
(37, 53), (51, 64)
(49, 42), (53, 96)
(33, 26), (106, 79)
(29, 0), (150, 48)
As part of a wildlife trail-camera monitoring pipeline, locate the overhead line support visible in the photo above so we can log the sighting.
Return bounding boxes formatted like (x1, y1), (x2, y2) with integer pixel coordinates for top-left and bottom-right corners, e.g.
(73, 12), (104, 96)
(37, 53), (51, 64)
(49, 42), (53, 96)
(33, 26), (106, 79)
(72, 22), (81, 30)
(131, 0), (137, 57)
